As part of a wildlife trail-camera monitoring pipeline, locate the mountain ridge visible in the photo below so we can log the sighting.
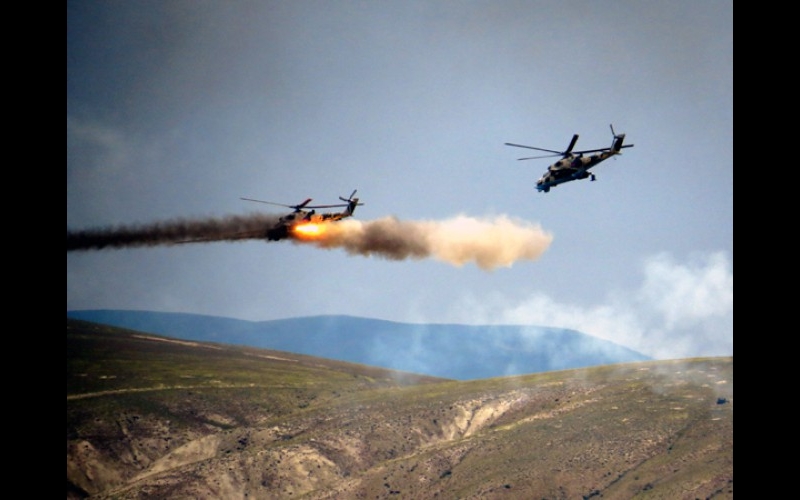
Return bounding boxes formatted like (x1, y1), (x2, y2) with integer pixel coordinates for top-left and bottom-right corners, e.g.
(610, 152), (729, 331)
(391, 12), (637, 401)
(66, 309), (650, 380)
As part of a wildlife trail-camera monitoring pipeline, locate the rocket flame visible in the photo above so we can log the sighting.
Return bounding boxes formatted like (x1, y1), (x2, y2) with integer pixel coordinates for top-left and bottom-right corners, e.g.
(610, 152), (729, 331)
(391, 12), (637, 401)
(292, 222), (325, 239)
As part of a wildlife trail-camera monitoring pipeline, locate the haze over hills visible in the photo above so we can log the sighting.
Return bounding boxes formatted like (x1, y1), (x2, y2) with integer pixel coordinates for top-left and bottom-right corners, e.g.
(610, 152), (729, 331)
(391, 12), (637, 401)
(67, 318), (733, 499)
(66, 310), (650, 380)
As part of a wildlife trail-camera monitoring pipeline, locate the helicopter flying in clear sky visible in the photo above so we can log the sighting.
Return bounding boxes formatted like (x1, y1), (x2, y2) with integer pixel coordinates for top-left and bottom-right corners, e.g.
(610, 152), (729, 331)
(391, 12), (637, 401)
(505, 125), (633, 193)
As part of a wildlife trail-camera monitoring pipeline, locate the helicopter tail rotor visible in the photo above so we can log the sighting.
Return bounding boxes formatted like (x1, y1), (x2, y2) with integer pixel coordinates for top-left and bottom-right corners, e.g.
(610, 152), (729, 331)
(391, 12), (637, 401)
(338, 189), (364, 215)
(339, 189), (358, 203)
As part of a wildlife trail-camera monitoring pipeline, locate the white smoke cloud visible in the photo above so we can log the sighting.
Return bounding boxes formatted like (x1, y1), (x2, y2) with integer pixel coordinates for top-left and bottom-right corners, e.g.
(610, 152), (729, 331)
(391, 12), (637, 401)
(441, 251), (733, 360)
(296, 215), (554, 270)
(636, 252), (733, 329)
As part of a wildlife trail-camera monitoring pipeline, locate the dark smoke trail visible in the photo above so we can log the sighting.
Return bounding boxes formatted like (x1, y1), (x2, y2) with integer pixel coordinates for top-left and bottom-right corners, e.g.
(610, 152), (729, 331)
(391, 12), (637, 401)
(67, 213), (281, 251)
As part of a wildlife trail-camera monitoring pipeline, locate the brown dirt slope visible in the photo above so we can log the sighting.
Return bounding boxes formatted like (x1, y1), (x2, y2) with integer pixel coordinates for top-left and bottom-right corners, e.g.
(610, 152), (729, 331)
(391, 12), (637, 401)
(67, 318), (733, 499)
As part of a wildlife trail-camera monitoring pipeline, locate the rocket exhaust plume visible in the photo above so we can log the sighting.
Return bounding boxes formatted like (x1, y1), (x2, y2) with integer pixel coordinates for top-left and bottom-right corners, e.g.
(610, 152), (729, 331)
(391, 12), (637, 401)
(67, 214), (553, 270)
(292, 215), (553, 270)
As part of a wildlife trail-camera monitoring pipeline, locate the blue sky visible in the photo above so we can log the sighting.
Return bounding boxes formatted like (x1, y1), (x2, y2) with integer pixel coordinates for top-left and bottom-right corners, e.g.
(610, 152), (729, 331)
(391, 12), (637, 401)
(67, 0), (732, 360)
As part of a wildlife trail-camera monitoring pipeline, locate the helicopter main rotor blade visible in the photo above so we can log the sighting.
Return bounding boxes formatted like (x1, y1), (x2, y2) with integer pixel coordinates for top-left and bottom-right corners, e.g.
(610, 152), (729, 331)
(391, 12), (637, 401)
(240, 197), (296, 208)
(564, 134), (579, 154)
(517, 153), (563, 161)
(241, 197), (322, 210)
(504, 143), (564, 155)
(304, 203), (351, 209)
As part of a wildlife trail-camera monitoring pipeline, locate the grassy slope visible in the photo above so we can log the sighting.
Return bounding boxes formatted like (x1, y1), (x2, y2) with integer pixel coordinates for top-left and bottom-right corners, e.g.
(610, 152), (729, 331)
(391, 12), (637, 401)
(67, 318), (733, 499)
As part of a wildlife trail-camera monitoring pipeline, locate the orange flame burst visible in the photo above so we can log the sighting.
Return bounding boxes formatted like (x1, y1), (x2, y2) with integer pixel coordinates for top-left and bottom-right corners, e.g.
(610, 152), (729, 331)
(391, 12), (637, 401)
(292, 222), (326, 239)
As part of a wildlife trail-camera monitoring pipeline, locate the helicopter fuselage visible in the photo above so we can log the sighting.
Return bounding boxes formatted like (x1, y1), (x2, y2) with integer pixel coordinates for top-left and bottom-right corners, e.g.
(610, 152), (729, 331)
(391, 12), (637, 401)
(265, 198), (361, 240)
(536, 150), (620, 192)
(507, 125), (632, 193)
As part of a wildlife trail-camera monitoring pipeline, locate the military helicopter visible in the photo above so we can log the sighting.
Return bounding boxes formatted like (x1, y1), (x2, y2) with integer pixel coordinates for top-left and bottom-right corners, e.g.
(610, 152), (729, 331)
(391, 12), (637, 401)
(505, 124), (633, 193)
(241, 189), (363, 240)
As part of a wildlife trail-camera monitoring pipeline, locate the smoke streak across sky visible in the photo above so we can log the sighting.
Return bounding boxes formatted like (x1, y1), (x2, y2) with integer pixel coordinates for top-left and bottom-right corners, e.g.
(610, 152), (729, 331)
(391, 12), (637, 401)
(66, 213), (283, 250)
(67, 214), (553, 270)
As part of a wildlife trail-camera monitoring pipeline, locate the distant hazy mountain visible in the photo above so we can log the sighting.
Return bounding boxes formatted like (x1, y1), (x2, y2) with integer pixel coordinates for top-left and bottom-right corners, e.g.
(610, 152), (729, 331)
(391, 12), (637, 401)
(66, 310), (650, 380)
